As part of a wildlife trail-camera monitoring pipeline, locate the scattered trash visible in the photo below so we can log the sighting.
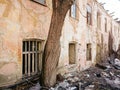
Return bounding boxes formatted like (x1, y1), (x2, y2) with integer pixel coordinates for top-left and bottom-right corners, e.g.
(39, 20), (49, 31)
(57, 73), (64, 82)
(28, 53), (120, 90)
(29, 83), (41, 90)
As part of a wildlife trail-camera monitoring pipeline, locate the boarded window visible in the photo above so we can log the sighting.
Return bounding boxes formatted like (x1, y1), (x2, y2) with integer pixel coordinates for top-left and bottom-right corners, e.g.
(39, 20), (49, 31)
(86, 44), (92, 61)
(87, 4), (92, 25)
(97, 12), (101, 29)
(32, 0), (45, 5)
(70, 3), (77, 18)
(69, 43), (76, 64)
(96, 44), (101, 62)
(22, 39), (44, 76)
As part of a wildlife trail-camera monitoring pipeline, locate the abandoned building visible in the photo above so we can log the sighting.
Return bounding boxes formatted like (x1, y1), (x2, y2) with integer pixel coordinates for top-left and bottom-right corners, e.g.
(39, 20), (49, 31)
(0, 0), (120, 88)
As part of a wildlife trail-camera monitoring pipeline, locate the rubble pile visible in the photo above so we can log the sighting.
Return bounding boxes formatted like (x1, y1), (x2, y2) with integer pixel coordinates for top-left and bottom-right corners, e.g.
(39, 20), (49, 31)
(29, 55), (120, 90)
(49, 57), (120, 90)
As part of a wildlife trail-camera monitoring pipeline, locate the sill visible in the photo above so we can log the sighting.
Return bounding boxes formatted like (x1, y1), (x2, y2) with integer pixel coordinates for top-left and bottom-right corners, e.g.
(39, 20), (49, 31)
(87, 60), (92, 61)
(22, 72), (40, 79)
(70, 16), (79, 21)
(87, 24), (92, 29)
(31, 0), (47, 7)
(69, 63), (76, 65)
(68, 64), (77, 69)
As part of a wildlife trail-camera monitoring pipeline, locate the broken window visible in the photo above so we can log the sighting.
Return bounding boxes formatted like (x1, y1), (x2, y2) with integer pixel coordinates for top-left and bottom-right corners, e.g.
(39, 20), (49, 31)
(86, 44), (92, 61)
(69, 43), (76, 64)
(70, 2), (77, 19)
(97, 12), (101, 29)
(32, 0), (45, 5)
(87, 4), (92, 25)
(105, 18), (107, 32)
(22, 39), (44, 76)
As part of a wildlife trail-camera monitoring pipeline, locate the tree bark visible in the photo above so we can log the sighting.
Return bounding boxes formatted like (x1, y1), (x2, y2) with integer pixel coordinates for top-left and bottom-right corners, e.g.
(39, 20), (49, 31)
(40, 0), (74, 87)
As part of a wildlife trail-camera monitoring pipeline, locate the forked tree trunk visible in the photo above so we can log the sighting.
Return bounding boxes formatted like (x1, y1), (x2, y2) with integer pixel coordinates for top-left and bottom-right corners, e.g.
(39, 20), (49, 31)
(40, 0), (74, 87)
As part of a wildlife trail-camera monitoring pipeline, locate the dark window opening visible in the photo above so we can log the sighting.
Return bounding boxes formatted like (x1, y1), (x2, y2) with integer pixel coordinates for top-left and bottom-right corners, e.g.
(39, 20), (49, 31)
(105, 18), (107, 32)
(87, 44), (92, 61)
(87, 4), (92, 25)
(97, 12), (101, 29)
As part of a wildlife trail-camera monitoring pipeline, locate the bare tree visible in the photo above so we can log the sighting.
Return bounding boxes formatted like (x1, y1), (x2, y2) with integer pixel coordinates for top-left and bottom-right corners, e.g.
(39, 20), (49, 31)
(40, 0), (75, 87)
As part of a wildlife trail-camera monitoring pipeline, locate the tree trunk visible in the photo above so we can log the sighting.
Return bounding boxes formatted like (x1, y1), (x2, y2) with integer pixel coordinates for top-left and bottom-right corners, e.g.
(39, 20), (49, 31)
(40, 0), (74, 87)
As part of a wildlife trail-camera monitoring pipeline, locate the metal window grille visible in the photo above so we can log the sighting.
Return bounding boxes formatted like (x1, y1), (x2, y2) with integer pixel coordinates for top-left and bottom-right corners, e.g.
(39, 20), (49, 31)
(22, 39), (43, 76)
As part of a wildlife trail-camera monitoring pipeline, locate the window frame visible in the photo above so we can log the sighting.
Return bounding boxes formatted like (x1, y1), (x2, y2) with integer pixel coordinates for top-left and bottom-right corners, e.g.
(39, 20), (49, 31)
(105, 18), (107, 32)
(69, 43), (76, 64)
(97, 11), (101, 30)
(70, 1), (79, 20)
(86, 4), (92, 25)
(70, 3), (77, 19)
(86, 43), (92, 61)
(22, 39), (44, 77)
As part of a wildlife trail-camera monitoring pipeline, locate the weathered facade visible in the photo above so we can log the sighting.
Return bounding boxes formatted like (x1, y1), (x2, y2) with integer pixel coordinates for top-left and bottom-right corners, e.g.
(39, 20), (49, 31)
(0, 0), (120, 87)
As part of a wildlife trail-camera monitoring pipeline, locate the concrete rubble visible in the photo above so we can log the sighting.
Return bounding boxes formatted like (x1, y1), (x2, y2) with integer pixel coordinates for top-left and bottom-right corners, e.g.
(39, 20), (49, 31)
(28, 54), (120, 90)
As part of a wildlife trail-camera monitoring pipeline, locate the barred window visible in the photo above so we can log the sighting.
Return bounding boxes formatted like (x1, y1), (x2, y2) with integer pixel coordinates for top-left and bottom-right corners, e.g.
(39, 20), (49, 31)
(22, 39), (44, 76)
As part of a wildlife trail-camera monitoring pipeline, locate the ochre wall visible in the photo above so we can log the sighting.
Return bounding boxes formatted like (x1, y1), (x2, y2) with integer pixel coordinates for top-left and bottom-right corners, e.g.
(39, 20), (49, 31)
(0, 0), (120, 87)
(0, 0), (52, 86)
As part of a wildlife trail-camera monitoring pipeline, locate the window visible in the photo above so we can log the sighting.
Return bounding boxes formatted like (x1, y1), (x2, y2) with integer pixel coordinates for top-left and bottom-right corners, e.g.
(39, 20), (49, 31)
(22, 39), (44, 76)
(111, 22), (112, 31)
(87, 4), (92, 25)
(32, 0), (45, 5)
(70, 3), (77, 19)
(86, 44), (92, 61)
(101, 34), (103, 48)
(105, 18), (107, 32)
(69, 43), (76, 64)
(97, 12), (101, 29)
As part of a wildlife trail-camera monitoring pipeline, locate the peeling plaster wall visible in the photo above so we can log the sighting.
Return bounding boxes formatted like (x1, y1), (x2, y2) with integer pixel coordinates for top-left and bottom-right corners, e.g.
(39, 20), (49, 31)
(0, 0), (120, 86)
(112, 21), (120, 51)
(58, 0), (87, 74)
(58, 0), (120, 74)
(0, 0), (52, 86)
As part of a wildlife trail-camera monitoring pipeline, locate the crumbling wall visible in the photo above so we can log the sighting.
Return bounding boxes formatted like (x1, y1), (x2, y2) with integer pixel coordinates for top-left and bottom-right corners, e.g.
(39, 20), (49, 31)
(0, 0), (119, 87)
(0, 0), (52, 86)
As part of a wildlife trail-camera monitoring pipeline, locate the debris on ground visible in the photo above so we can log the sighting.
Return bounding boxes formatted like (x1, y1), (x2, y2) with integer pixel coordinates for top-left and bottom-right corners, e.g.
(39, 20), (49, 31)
(29, 54), (120, 90)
